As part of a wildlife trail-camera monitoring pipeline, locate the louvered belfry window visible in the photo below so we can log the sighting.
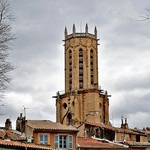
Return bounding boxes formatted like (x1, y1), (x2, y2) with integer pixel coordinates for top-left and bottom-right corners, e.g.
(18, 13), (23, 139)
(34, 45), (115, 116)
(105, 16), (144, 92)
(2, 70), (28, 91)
(79, 49), (83, 89)
(69, 50), (72, 91)
(90, 50), (93, 84)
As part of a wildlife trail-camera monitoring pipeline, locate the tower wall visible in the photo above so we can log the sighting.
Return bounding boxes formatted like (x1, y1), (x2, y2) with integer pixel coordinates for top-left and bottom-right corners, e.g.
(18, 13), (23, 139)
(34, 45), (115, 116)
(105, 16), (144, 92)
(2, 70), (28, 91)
(65, 29), (98, 92)
(56, 90), (109, 125)
(55, 24), (109, 126)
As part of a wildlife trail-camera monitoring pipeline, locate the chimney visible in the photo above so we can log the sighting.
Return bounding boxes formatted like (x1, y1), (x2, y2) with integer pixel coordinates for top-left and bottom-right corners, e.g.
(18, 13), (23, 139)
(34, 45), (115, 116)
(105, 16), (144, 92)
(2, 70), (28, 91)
(125, 118), (128, 129)
(5, 119), (12, 130)
(20, 113), (23, 119)
(121, 118), (124, 128)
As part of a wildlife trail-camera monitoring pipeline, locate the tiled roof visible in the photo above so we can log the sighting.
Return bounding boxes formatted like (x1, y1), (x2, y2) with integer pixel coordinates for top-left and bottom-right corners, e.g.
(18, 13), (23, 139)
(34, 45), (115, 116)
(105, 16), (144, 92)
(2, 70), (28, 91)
(124, 141), (150, 147)
(0, 139), (52, 149)
(0, 129), (26, 141)
(77, 137), (128, 149)
(27, 120), (78, 131)
(84, 122), (146, 135)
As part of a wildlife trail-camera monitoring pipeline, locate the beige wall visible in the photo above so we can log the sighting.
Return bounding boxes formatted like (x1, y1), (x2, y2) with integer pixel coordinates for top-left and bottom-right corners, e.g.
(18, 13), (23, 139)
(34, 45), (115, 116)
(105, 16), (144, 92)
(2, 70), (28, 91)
(56, 90), (109, 126)
(65, 37), (98, 92)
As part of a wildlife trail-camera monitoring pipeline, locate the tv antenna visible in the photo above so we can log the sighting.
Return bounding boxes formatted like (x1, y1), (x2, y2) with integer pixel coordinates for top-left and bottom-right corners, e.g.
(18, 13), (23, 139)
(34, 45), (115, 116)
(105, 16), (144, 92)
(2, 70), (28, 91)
(23, 106), (29, 119)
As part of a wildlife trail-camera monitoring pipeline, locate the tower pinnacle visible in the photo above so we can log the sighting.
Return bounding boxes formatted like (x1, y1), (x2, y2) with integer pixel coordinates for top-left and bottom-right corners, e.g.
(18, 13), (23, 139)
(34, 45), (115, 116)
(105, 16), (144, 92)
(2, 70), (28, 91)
(94, 26), (97, 38)
(65, 27), (67, 39)
(73, 24), (76, 37)
(85, 23), (88, 36)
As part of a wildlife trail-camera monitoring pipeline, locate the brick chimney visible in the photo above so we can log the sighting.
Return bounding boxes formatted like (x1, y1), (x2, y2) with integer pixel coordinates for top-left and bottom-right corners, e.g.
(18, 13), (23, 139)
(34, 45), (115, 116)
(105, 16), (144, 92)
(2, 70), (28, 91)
(5, 118), (12, 129)
(121, 118), (128, 129)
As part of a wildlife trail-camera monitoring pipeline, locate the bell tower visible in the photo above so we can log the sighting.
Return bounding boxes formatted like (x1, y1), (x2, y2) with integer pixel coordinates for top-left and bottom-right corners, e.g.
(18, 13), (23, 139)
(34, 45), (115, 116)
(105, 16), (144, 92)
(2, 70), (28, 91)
(54, 24), (110, 126)
(65, 24), (99, 92)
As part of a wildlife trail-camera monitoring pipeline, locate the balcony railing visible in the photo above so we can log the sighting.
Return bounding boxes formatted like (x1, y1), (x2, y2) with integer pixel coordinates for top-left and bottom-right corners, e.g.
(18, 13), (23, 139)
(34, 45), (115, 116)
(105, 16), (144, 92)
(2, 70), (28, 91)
(79, 64), (83, 68)
(79, 57), (83, 61)
(79, 76), (83, 80)
(79, 70), (83, 74)
(79, 52), (83, 55)
(66, 33), (96, 40)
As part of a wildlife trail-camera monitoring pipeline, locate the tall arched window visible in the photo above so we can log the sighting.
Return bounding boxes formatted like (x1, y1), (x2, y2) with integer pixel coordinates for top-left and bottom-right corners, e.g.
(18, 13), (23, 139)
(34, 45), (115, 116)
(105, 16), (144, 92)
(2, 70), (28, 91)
(79, 49), (83, 89)
(69, 50), (72, 91)
(90, 50), (93, 84)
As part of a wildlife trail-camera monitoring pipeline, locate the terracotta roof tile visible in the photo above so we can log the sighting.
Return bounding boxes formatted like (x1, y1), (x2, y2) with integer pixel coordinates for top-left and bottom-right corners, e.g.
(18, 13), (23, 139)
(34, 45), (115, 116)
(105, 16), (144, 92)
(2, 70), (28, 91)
(77, 137), (128, 149)
(0, 139), (52, 149)
(27, 120), (78, 131)
(84, 122), (146, 135)
(0, 129), (26, 141)
(124, 141), (150, 147)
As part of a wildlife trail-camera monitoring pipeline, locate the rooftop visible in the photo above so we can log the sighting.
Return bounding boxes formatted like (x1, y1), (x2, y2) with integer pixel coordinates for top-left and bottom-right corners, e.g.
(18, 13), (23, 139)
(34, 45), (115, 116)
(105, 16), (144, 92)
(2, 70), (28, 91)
(84, 122), (148, 136)
(27, 120), (78, 132)
(0, 139), (52, 150)
(77, 137), (128, 149)
(0, 128), (26, 141)
(124, 141), (150, 147)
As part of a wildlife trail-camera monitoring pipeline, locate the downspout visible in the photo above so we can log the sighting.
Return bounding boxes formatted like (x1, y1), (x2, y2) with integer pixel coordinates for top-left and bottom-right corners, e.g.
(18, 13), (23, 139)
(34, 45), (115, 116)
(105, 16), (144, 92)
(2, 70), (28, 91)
(115, 131), (116, 142)
(76, 135), (77, 150)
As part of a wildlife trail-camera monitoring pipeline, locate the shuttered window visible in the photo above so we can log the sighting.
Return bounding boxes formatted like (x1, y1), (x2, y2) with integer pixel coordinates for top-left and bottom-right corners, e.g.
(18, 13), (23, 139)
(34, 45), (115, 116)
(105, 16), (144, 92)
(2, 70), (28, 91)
(54, 135), (59, 148)
(39, 134), (49, 145)
(68, 135), (73, 149)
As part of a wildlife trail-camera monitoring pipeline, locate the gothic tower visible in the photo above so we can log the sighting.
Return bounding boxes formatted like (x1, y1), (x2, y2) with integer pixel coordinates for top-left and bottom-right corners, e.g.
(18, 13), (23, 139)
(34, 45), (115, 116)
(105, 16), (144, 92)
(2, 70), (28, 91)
(55, 24), (110, 126)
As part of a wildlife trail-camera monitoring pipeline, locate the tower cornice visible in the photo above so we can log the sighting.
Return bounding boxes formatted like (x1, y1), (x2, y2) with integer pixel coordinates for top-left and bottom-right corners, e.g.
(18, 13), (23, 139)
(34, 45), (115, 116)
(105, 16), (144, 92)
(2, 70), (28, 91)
(65, 32), (96, 40)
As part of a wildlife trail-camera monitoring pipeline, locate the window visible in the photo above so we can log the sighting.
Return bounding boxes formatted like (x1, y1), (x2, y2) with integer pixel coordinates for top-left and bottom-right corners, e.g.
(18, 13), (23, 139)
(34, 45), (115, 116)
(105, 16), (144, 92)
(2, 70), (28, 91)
(121, 135), (125, 141)
(54, 135), (73, 149)
(69, 50), (72, 90)
(79, 49), (83, 89)
(39, 134), (48, 145)
(90, 50), (93, 84)
(63, 103), (67, 109)
(136, 135), (140, 142)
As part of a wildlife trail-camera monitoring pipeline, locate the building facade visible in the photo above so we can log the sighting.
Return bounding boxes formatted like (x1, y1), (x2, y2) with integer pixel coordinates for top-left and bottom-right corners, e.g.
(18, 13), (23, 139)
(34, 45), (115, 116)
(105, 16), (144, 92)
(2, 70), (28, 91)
(55, 24), (110, 126)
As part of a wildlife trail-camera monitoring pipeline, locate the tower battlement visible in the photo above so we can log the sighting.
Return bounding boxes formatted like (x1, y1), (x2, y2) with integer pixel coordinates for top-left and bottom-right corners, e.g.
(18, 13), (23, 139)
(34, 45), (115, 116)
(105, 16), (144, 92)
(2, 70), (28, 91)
(65, 24), (97, 40)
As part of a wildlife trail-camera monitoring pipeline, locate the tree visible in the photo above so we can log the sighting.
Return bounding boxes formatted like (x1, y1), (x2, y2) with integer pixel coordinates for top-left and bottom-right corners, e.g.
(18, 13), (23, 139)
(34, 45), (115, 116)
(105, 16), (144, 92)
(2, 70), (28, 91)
(0, 0), (15, 100)
(139, 9), (150, 21)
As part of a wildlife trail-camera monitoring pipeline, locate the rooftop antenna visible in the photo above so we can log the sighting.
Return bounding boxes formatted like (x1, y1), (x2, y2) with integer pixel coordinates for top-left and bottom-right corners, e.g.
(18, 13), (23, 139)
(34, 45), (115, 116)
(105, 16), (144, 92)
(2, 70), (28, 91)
(23, 106), (29, 119)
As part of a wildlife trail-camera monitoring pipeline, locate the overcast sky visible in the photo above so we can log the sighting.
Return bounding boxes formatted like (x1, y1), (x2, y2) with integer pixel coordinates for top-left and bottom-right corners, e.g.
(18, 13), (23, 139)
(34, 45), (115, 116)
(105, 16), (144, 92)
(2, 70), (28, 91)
(1, 0), (150, 129)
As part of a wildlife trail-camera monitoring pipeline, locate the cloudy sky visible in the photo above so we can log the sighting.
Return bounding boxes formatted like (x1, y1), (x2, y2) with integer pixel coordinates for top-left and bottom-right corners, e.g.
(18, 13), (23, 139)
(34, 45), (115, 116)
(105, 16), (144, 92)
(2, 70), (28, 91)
(1, 0), (150, 129)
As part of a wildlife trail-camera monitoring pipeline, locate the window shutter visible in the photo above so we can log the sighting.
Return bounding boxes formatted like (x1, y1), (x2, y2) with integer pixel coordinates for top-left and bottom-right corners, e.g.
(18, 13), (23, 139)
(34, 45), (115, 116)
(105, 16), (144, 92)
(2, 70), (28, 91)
(44, 134), (48, 144)
(68, 135), (73, 149)
(54, 135), (59, 148)
(39, 134), (43, 144)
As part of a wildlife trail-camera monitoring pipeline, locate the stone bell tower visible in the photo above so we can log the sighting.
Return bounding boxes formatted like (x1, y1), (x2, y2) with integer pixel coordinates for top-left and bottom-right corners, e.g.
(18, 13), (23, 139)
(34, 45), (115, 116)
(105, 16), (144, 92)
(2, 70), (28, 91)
(54, 24), (110, 126)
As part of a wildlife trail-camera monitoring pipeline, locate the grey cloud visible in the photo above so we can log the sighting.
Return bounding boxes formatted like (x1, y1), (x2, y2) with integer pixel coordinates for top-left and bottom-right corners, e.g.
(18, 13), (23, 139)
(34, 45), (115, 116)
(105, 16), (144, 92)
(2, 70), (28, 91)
(1, 0), (150, 129)
(112, 92), (150, 117)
